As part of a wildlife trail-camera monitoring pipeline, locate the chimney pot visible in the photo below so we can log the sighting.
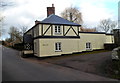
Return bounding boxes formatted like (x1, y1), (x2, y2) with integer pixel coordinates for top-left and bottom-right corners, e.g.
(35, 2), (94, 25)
(52, 4), (54, 7)
(35, 20), (40, 25)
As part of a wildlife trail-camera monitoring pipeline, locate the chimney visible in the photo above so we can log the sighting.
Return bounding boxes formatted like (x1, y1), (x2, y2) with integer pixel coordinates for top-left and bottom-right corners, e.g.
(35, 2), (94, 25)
(35, 20), (40, 25)
(47, 4), (55, 17)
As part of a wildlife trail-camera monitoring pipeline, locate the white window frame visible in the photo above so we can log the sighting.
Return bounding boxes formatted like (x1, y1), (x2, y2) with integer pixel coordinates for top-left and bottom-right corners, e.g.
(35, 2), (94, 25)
(86, 42), (91, 50)
(54, 25), (61, 34)
(55, 42), (62, 52)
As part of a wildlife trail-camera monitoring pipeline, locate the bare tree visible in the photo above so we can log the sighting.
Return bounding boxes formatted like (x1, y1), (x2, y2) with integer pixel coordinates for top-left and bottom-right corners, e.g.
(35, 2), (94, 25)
(0, 0), (14, 8)
(0, 0), (15, 37)
(0, 12), (4, 37)
(61, 7), (83, 24)
(19, 25), (28, 36)
(19, 25), (28, 42)
(5, 25), (28, 46)
(8, 26), (22, 46)
(98, 19), (117, 33)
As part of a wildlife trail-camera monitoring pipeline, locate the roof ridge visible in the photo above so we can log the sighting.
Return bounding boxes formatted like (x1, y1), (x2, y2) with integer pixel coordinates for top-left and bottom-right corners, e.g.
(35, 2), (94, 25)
(41, 14), (81, 26)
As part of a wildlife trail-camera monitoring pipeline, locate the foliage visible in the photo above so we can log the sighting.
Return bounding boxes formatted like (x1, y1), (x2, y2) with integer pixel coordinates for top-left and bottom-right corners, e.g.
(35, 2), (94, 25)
(110, 60), (120, 80)
(4, 25), (28, 47)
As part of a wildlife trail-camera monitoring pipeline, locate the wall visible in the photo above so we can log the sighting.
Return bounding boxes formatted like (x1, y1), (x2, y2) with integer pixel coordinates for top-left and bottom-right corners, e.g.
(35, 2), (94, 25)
(64, 26), (78, 36)
(34, 32), (114, 57)
(38, 39), (80, 57)
(38, 24), (79, 36)
(34, 24), (39, 37)
(32, 24), (115, 57)
(34, 39), (39, 57)
(79, 33), (106, 51)
(25, 29), (33, 35)
(105, 35), (114, 44)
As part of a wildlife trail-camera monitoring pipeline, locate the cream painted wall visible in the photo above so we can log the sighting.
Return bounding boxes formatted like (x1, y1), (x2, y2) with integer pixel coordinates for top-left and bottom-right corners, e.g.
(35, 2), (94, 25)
(26, 30), (32, 35)
(39, 24), (41, 36)
(34, 25), (39, 37)
(31, 24), (115, 57)
(105, 35), (114, 43)
(39, 39), (80, 57)
(34, 33), (114, 57)
(34, 39), (39, 57)
(42, 24), (51, 36)
(64, 26), (78, 36)
(79, 33), (106, 51)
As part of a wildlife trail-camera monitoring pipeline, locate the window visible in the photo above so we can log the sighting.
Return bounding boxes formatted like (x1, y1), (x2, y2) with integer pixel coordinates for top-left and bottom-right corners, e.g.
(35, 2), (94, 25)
(86, 42), (91, 50)
(55, 25), (61, 34)
(55, 42), (61, 51)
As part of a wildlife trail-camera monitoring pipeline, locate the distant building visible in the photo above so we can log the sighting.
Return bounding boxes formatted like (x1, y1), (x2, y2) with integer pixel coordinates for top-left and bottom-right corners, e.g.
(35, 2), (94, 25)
(23, 4), (114, 57)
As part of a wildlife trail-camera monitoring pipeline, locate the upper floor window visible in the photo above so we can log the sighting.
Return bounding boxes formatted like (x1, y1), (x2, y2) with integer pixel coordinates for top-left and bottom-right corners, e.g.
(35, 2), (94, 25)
(55, 25), (61, 34)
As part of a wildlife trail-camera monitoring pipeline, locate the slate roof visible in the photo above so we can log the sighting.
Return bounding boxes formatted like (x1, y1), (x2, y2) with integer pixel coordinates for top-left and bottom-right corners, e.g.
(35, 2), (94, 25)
(41, 14), (81, 26)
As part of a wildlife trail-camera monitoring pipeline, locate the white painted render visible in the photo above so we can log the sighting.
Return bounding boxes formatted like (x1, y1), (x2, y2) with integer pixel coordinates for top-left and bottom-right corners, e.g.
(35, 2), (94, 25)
(35, 33), (114, 57)
(26, 24), (114, 57)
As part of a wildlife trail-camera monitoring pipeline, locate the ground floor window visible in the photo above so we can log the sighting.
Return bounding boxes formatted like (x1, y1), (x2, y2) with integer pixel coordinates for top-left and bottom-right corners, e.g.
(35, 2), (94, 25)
(55, 42), (61, 51)
(86, 42), (91, 50)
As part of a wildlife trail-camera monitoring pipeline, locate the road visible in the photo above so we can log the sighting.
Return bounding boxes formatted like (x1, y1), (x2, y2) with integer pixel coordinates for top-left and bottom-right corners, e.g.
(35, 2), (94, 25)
(2, 45), (119, 81)
(0, 45), (2, 82)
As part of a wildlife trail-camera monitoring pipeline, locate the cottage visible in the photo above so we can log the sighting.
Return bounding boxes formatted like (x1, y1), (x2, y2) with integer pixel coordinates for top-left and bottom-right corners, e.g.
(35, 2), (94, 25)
(23, 4), (114, 57)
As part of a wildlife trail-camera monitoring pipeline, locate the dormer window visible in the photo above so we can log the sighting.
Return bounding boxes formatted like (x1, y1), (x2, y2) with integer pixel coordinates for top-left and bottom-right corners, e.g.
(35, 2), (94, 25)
(54, 25), (61, 34)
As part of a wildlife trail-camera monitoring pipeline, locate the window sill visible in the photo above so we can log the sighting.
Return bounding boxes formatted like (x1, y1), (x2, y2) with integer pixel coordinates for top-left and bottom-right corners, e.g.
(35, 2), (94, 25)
(54, 33), (62, 35)
(55, 50), (62, 52)
(86, 48), (92, 51)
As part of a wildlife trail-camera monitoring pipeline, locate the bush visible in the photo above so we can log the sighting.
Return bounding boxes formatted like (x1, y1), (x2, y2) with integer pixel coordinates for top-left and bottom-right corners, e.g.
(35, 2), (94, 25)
(104, 44), (117, 50)
(13, 43), (24, 51)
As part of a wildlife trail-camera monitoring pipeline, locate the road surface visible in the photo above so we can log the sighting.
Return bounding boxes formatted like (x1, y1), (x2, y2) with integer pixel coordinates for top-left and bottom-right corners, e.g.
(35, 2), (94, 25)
(0, 45), (2, 82)
(2, 45), (119, 81)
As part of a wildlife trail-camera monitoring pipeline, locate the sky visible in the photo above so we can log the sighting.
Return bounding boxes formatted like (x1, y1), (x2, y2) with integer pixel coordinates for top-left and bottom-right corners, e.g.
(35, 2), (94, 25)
(1, 0), (119, 40)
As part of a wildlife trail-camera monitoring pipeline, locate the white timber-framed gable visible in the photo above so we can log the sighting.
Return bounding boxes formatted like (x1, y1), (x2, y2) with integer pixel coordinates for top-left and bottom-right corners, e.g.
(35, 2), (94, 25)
(34, 23), (80, 38)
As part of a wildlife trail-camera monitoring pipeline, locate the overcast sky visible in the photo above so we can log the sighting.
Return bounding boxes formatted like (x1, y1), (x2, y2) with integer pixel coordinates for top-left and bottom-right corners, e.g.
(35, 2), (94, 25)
(2, 0), (119, 40)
